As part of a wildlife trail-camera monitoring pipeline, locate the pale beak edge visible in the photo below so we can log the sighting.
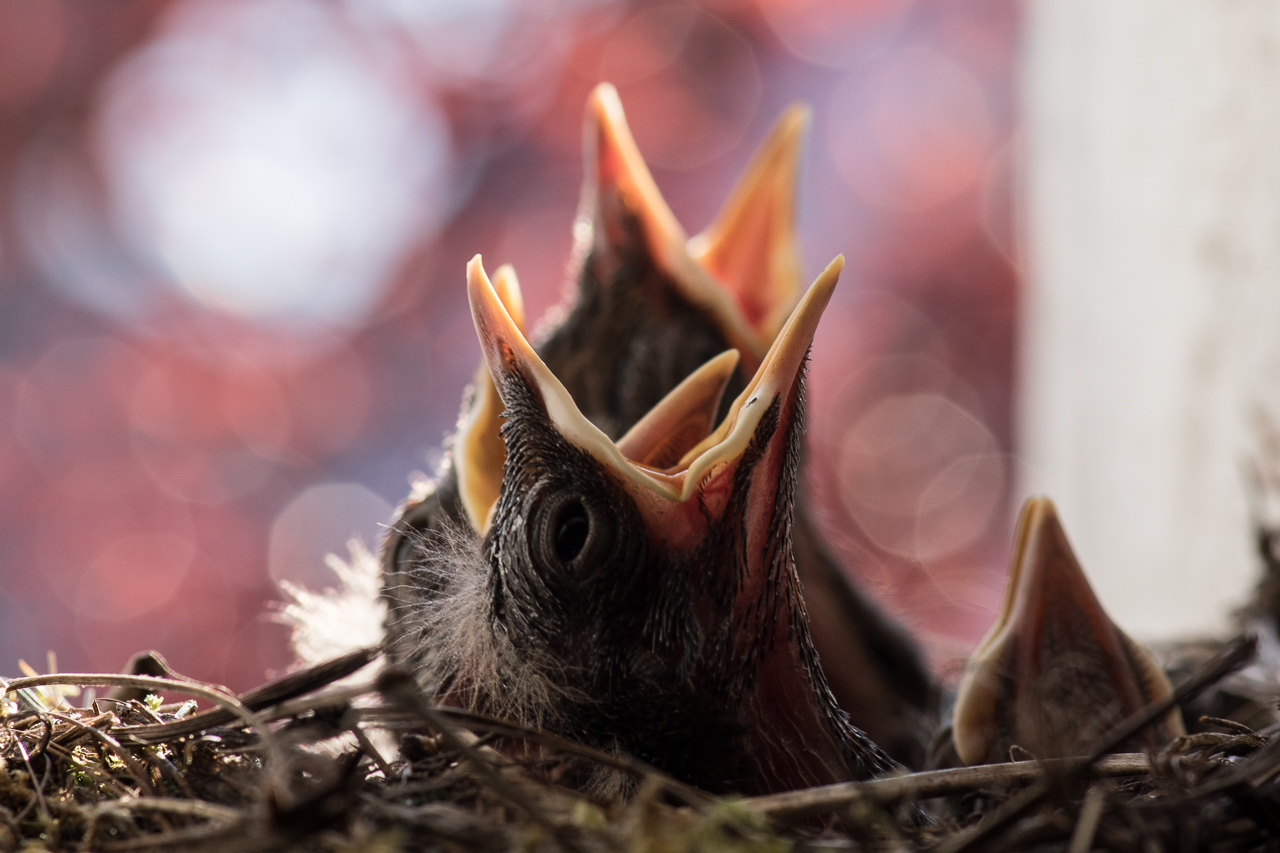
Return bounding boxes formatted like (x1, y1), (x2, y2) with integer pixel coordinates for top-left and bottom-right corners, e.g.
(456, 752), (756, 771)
(467, 253), (841, 506)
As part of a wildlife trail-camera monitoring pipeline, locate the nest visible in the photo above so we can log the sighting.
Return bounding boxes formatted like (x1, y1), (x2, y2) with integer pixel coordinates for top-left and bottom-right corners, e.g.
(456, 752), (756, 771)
(0, 637), (1275, 852)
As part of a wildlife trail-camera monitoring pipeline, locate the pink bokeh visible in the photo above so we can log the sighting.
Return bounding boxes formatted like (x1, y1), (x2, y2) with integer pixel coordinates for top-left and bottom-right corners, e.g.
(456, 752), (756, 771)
(0, 0), (1018, 691)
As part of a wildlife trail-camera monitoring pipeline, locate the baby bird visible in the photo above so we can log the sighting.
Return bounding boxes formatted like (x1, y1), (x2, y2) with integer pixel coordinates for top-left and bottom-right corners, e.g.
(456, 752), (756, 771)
(383, 84), (934, 765)
(949, 497), (1184, 765)
(405, 254), (896, 795)
(541, 83), (801, 433)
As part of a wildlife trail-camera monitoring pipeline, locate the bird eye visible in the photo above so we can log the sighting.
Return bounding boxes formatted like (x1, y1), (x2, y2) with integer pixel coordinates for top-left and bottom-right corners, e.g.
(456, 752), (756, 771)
(554, 501), (590, 562)
(531, 491), (614, 572)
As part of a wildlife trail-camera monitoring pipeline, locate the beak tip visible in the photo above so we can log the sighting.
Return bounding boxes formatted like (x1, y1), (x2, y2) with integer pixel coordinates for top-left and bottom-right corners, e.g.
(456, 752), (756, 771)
(589, 81), (619, 104)
(707, 348), (741, 380)
(587, 82), (624, 132)
(811, 255), (844, 302)
(465, 255), (491, 306)
(1021, 495), (1060, 536)
(781, 102), (813, 140)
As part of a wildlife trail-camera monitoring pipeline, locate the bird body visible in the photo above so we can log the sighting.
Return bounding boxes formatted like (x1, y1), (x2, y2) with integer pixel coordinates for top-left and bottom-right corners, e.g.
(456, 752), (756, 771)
(403, 255), (896, 796)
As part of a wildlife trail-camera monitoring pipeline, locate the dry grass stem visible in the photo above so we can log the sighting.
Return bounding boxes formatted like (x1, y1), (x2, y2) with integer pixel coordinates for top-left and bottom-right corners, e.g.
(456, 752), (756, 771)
(0, 633), (1269, 852)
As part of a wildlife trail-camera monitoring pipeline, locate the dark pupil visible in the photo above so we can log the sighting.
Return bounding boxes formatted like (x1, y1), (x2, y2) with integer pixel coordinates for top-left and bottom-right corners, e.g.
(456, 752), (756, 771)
(554, 502), (590, 562)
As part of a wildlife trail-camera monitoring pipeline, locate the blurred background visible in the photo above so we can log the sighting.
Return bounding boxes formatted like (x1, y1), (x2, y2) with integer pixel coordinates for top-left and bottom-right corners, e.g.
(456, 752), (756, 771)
(0, 0), (1017, 691)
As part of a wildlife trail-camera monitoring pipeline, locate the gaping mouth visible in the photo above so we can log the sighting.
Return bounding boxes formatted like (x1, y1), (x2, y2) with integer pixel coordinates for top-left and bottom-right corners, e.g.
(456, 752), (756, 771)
(582, 82), (808, 374)
(450, 84), (814, 537)
(467, 252), (842, 509)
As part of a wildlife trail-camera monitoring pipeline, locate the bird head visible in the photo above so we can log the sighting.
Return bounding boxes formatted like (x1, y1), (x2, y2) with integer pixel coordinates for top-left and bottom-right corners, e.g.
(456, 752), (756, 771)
(450, 82), (808, 535)
(389, 84), (807, 544)
(952, 497), (1184, 765)
(381, 86), (814, 674)
(542, 82), (808, 437)
(463, 252), (893, 792)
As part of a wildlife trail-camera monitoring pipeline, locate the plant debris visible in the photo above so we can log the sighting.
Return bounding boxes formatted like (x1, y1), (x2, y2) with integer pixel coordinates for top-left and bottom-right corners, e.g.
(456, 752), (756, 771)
(0, 637), (1272, 852)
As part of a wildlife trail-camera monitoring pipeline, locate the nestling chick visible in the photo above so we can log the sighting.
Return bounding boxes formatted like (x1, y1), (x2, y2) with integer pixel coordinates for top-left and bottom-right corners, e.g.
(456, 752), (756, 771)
(949, 497), (1184, 765)
(383, 83), (934, 766)
(405, 254), (897, 795)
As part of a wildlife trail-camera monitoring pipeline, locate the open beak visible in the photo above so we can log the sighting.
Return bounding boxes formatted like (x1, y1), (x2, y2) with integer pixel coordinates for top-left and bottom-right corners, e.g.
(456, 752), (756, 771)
(468, 252), (839, 546)
(451, 89), (813, 536)
(455, 264), (525, 535)
(582, 83), (807, 374)
(952, 497), (1184, 765)
(614, 349), (740, 470)
(688, 103), (808, 343)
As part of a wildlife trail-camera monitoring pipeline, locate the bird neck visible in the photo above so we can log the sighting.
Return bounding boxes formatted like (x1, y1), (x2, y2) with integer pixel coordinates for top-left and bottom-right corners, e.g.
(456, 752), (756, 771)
(740, 605), (868, 791)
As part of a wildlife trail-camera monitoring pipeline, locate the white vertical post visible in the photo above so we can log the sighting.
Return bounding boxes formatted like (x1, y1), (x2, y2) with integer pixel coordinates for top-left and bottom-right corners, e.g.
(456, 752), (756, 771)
(1022, 1), (1280, 640)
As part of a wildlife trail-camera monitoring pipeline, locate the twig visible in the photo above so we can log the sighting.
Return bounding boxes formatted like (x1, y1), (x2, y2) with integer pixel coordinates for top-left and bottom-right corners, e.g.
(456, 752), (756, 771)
(375, 669), (565, 838)
(342, 708), (394, 778)
(14, 735), (49, 823)
(51, 711), (115, 747)
(92, 797), (242, 822)
(112, 682), (370, 745)
(370, 704), (714, 809)
(1066, 783), (1108, 853)
(43, 711), (157, 798)
(1166, 721), (1280, 800)
(250, 683), (372, 723)
(5, 670), (290, 813)
(81, 796), (244, 849)
(97, 823), (252, 852)
(107, 647), (379, 745)
(742, 754), (1149, 820)
(85, 809), (249, 850)
(4, 674), (260, 731)
(42, 741), (134, 798)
